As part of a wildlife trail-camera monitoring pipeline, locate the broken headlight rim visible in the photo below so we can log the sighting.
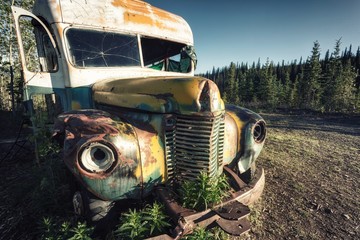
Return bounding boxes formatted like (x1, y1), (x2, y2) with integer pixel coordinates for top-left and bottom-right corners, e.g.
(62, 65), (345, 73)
(78, 141), (118, 174)
(252, 120), (266, 143)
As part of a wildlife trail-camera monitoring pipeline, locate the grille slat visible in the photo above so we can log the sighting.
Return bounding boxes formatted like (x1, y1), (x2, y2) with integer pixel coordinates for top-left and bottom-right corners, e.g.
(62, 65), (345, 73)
(177, 155), (211, 161)
(176, 139), (211, 148)
(165, 114), (225, 182)
(174, 131), (212, 139)
(176, 135), (211, 143)
(177, 123), (213, 130)
(177, 162), (210, 169)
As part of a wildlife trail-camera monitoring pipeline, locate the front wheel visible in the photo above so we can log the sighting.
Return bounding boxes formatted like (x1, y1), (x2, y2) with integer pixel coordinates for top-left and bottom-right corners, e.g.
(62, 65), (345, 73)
(72, 189), (114, 223)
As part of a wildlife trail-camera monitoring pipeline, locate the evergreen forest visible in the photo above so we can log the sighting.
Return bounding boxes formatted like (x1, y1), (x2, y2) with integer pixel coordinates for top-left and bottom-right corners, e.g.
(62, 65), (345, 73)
(200, 40), (360, 113)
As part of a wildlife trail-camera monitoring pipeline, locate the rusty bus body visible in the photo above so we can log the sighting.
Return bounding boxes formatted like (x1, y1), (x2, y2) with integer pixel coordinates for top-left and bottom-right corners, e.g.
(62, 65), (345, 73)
(12, 0), (266, 237)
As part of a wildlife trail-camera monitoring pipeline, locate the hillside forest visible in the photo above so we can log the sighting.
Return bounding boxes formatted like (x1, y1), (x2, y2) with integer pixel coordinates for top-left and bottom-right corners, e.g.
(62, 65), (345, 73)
(200, 40), (360, 113)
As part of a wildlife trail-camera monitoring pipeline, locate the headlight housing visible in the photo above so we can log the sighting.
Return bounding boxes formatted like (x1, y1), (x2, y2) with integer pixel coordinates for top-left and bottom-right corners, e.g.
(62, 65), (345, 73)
(252, 120), (266, 143)
(79, 142), (117, 173)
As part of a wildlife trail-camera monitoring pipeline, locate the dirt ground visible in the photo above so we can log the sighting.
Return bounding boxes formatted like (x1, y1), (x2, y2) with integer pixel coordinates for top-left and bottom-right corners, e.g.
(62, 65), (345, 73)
(248, 110), (360, 239)
(0, 110), (359, 239)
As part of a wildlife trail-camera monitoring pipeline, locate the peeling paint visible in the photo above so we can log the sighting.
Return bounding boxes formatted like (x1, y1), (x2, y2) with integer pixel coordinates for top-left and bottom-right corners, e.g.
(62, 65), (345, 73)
(54, 109), (142, 200)
(13, 0), (267, 207)
(93, 76), (224, 115)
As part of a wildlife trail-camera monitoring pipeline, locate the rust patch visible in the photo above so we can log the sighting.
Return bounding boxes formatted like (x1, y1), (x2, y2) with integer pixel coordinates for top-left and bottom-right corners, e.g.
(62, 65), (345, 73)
(64, 115), (119, 136)
(124, 11), (176, 32)
(151, 6), (175, 21)
(197, 80), (223, 112)
(124, 12), (152, 25)
(111, 0), (149, 12)
(53, 109), (139, 180)
(112, 0), (174, 20)
(111, 0), (177, 31)
(111, 0), (125, 8)
(136, 128), (157, 167)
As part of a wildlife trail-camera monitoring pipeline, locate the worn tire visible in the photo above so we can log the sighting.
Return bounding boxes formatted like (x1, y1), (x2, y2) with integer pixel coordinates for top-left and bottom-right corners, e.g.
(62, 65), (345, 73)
(73, 189), (114, 223)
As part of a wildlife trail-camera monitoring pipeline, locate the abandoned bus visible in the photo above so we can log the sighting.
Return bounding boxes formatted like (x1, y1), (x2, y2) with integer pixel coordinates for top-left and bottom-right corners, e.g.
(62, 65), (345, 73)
(12, 0), (266, 237)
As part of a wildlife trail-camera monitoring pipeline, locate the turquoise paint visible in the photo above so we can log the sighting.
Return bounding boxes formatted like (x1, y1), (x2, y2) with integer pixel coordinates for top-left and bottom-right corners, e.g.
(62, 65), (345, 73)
(67, 87), (93, 110)
(82, 175), (142, 200)
(24, 85), (93, 112)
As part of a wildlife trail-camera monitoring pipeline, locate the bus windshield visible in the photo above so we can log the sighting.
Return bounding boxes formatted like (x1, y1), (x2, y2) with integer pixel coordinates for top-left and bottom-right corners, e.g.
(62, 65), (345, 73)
(66, 28), (141, 68)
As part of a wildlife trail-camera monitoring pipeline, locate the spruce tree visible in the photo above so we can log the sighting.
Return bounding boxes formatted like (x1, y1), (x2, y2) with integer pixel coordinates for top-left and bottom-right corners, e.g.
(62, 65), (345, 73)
(244, 68), (255, 103)
(322, 40), (341, 111)
(257, 59), (278, 107)
(299, 41), (322, 109)
(223, 62), (238, 104)
(337, 59), (357, 111)
(282, 69), (292, 105)
(237, 71), (246, 103)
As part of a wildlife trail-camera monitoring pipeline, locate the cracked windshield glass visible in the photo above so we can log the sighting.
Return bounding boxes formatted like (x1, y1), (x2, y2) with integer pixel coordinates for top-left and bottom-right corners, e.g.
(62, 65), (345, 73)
(66, 29), (140, 68)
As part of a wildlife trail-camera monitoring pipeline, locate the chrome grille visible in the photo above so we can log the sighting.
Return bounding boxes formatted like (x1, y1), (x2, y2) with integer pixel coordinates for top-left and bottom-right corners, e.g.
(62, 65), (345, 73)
(165, 114), (225, 182)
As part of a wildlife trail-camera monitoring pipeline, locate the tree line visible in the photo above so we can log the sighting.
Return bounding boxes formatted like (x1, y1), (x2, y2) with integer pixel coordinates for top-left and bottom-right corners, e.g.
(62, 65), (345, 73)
(200, 40), (360, 113)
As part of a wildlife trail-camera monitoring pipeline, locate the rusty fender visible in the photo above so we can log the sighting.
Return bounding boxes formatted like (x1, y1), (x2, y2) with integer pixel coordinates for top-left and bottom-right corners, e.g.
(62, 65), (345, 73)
(223, 104), (266, 173)
(53, 109), (142, 200)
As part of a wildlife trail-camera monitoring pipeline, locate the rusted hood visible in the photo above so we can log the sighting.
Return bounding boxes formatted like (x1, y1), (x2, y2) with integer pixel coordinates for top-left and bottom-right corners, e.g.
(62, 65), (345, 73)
(92, 76), (224, 115)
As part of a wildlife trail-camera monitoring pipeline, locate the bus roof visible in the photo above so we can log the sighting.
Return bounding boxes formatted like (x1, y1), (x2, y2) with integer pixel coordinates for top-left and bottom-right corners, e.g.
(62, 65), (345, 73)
(32, 0), (193, 45)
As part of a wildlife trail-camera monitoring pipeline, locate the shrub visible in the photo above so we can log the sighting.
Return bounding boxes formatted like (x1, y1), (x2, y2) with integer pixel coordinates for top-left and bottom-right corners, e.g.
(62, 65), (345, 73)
(114, 208), (148, 240)
(114, 202), (171, 239)
(38, 217), (93, 240)
(143, 202), (171, 236)
(180, 172), (230, 211)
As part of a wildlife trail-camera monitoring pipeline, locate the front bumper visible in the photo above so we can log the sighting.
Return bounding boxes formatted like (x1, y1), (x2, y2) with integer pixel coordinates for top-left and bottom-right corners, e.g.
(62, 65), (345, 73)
(152, 166), (265, 239)
(224, 166), (265, 206)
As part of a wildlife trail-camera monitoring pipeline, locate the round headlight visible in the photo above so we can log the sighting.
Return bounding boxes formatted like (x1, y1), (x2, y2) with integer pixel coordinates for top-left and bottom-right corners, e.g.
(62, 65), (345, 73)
(253, 120), (266, 143)
(79, 142), (116, 173)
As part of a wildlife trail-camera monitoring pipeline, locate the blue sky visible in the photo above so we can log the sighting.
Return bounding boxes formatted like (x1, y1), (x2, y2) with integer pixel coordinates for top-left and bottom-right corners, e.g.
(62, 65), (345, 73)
(146, 0), (360, 73)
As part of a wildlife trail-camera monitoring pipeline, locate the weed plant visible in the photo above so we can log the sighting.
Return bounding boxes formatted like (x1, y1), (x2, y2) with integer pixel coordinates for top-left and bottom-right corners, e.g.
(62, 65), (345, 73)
(184, 227), (214, 240)
(114, 202), (170, 239)
(143, 202), (171, 236)
(184, 226), (231, 240)
(38, 217), (93, 240)
(180, 172), (230, 211)
(115, 208), (147, 240)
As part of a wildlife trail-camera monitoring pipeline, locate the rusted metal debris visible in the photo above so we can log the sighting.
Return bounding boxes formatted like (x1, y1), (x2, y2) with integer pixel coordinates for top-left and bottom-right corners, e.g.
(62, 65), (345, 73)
(151, 167), (265, 239)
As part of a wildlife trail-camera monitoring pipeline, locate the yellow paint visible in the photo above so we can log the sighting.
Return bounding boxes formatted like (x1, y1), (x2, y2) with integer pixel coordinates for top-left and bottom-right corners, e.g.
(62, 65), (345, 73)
(223, 116), (238, 162)
(112, 0), (177, 22)
(124, 11), (176, 32)
(71, 101), (81, 110)
(172, 81), (200, 106)
(93, 77), (226, 113)
(135, 135), (165, 182)
(139, 135), (165, 182)
(227, 111), (245, 151)
(152, 136), (166, 179)
(133, 122), (166, 183)
(111, 0), (178, 32)
(112, 0), (150, 13)
(134, 164), (142, 178)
